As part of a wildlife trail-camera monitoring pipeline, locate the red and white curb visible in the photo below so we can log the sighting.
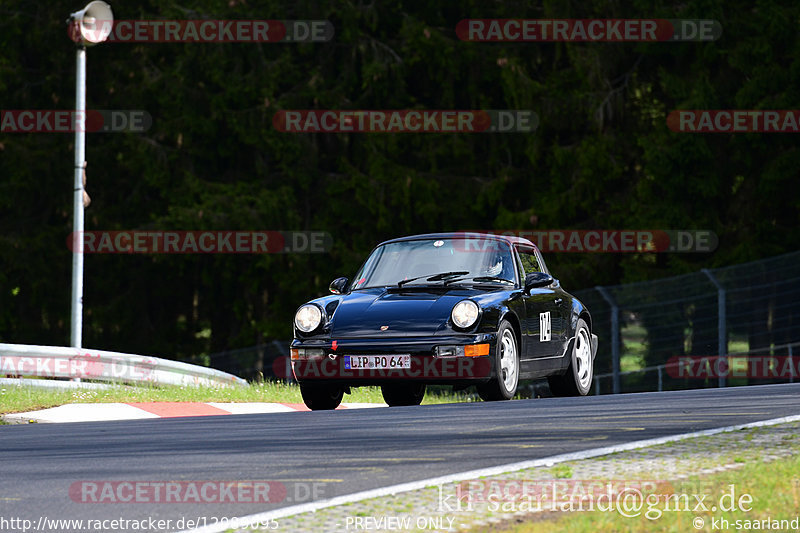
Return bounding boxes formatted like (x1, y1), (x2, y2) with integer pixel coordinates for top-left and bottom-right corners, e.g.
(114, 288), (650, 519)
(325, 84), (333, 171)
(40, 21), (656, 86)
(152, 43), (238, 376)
(2, 402), (386, 424)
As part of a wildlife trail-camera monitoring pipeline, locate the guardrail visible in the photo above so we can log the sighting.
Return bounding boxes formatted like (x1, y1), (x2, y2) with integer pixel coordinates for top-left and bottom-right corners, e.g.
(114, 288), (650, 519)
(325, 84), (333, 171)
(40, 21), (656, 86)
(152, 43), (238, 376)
(0, 343), (247, 388)
(0, 377), (113, 390)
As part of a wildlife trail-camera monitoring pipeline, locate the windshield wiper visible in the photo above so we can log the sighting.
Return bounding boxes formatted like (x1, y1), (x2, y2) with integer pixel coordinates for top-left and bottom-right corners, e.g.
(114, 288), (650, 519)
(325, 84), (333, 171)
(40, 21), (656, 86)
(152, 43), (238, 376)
(468, 276), (515, 284)
(397, 271), (469, 287)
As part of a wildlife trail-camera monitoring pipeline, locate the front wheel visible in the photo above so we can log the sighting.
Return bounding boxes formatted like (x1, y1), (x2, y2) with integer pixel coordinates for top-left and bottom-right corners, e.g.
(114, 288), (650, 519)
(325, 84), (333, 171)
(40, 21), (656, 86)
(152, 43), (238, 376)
(381, 383), (426, 406)
(299, 384), (344, 410)
(548, 318), (593, 396)
(478, 320), (519, 401)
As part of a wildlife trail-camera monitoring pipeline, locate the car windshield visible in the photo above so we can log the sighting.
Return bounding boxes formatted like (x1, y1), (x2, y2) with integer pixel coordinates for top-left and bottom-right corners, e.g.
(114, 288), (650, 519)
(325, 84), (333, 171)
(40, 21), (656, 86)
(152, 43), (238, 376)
(350, 238), (517, 290)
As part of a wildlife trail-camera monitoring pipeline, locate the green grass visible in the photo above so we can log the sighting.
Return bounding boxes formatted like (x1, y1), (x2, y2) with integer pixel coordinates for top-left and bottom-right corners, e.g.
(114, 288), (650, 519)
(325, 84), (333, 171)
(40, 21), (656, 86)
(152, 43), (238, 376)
(481, 451), (800, 532)
(549, 464), (574, 479)
(728, 337), (749, 355)
(0, 381), (475, 415)
(620, 353), (645, 373)
(621, 323), (647, 373)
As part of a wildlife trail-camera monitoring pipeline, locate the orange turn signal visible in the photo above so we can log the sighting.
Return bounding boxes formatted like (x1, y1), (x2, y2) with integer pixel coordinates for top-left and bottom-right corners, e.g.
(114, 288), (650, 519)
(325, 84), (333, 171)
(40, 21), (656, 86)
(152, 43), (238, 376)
(290, 348), (299, 360)
(464, 343), (490, 357)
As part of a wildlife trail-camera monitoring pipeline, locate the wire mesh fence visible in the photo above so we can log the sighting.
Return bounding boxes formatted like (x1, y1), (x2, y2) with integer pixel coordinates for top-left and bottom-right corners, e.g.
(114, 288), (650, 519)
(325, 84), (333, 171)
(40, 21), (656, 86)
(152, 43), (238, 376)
(576, 250), (800, 394)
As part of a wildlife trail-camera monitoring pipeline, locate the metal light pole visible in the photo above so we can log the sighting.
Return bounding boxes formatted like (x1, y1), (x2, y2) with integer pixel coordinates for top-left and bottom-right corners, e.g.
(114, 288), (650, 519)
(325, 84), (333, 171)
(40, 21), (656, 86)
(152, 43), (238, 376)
(71, 46), (86, 348)
(68, 1), (113, 348)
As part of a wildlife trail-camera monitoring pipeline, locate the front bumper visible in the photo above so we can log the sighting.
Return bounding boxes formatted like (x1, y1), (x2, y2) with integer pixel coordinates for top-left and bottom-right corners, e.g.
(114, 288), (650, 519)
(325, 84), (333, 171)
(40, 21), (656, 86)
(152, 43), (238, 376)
(290, 333), (497, 386)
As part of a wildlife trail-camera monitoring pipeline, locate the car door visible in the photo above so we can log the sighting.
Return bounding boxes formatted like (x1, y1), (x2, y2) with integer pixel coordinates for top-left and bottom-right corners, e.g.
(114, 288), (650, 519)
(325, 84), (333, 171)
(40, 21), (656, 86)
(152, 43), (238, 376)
(515, 246), (561, 367)
(533, 247), (571, 357)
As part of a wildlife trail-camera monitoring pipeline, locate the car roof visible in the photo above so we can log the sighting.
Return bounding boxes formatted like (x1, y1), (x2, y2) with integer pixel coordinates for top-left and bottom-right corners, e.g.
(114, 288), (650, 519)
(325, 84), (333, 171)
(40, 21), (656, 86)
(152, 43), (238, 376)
(378, 232), (540, 252)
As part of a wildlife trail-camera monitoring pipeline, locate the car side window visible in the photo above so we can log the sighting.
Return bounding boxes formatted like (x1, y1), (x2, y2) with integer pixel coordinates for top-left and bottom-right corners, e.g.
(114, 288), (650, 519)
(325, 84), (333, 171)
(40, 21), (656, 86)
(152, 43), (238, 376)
(514, 251), (525, 284)
(519, 251), (541, 274)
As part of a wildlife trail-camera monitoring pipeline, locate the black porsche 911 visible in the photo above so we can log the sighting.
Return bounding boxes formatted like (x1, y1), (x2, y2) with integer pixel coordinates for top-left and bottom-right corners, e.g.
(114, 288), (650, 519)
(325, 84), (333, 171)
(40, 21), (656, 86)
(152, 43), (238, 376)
(290, 232), (598, 410)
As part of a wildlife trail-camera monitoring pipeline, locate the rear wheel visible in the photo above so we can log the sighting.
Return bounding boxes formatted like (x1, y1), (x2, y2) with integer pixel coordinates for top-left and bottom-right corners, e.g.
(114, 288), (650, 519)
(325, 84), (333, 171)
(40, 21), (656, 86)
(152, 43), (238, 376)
(548, 318), (593, 396)
(300, 384), (344, 410)
(381, 383), (426, 406)
(478, 320), (519, 401)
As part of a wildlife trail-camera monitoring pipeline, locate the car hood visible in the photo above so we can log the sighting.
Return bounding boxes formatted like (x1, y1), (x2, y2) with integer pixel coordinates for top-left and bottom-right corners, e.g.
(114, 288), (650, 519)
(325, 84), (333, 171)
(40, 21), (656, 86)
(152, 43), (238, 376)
(330, 288), (468, 338)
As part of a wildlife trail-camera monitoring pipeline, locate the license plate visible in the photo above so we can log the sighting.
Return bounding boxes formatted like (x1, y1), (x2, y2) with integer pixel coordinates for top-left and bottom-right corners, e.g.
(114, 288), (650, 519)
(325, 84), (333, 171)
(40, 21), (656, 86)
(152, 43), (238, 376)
(344, 355), (411, 370)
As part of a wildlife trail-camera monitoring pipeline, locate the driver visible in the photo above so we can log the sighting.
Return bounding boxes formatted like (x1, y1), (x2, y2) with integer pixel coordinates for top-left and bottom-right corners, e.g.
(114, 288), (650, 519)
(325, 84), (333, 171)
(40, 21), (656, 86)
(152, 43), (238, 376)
(484, 251), (515, 282)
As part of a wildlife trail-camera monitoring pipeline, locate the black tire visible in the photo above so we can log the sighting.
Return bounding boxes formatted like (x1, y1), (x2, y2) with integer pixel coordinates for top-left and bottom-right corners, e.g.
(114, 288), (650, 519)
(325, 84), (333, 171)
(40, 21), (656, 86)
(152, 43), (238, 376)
(300, 384), (344, 410)
(381, 383), (426, 406)
(548, 318), (593, 397)
(477, 319), (519, 401)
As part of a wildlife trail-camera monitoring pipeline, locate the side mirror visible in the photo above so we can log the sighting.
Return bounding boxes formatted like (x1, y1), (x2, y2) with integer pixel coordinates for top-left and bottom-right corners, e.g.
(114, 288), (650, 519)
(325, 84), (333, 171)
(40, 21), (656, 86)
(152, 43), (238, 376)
(524, 272), (554, 292)
(329, 277), (349, 295)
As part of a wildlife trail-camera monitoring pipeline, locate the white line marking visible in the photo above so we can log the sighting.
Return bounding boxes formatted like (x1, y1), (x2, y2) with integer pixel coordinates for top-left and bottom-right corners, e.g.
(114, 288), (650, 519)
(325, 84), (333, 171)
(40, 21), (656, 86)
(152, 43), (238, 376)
(176, 413), (800, 533)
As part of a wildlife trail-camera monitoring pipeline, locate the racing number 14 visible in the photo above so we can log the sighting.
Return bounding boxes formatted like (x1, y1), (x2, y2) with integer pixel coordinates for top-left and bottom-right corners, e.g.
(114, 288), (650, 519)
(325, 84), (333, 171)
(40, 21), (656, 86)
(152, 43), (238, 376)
(539, 311), (551, 342)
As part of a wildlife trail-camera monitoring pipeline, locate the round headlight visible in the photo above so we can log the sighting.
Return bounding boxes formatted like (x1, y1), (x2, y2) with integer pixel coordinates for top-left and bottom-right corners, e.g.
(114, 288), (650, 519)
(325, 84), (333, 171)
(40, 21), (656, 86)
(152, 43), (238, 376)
(451, 300), (480, 329)
(295, 304), (323, 333)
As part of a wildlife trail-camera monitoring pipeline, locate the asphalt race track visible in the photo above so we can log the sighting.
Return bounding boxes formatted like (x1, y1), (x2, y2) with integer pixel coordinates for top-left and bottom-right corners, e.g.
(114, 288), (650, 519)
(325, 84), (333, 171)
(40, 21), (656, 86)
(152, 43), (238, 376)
(2, 383), (800, 532)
